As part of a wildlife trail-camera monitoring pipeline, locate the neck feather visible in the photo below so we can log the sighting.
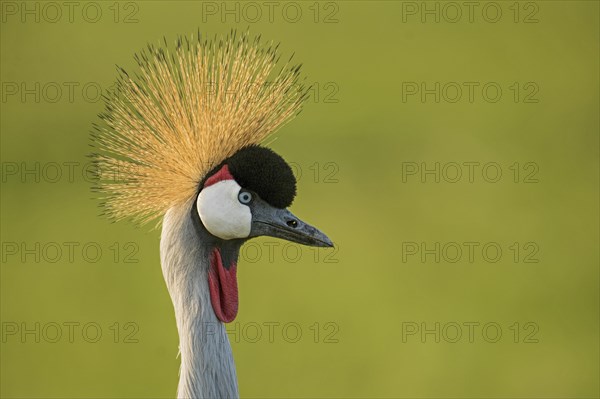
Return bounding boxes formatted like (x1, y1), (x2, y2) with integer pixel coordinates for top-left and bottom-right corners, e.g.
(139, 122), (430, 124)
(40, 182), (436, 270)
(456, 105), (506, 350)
(160, 202), (240, 399)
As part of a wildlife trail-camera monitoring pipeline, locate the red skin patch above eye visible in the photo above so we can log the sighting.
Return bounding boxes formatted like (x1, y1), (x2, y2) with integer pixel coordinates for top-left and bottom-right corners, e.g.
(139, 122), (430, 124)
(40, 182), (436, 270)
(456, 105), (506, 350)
(204, 164), (234, 188)
(208, 247), (239, 323)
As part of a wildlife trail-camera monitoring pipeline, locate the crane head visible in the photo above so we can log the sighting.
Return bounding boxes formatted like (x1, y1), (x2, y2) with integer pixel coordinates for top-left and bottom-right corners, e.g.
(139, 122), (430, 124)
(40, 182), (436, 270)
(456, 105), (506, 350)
(91, 31), (327, 324)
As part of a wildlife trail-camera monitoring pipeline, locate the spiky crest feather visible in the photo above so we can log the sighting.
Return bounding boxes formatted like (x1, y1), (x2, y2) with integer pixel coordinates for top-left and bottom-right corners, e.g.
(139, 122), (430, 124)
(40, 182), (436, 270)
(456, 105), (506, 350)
(91, 30), (307, 224)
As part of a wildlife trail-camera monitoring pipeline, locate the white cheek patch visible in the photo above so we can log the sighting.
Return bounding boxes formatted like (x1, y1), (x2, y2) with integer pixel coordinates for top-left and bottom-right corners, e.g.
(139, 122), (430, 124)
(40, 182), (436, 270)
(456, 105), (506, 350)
(197, 180), (251, 240)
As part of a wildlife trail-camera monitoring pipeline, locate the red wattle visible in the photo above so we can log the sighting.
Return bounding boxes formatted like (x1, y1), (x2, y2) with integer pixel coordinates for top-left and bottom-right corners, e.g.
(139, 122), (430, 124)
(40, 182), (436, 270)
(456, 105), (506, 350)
(208, 248), (239, 323)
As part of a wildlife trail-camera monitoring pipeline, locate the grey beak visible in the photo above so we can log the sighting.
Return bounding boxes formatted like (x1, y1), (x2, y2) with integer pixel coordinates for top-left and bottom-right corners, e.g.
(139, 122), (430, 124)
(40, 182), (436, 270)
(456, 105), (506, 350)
(250, 199), (333, 247)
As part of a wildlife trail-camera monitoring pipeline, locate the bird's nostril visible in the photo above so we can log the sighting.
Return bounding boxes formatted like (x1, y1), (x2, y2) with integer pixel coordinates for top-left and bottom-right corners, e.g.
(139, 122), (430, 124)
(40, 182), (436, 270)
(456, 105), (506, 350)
(286, 219), (298, 228)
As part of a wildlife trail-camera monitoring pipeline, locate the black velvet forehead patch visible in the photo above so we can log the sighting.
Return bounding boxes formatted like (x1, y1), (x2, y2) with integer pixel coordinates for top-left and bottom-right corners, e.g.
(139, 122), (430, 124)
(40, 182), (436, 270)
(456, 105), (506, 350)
(225, 145), (296, 209)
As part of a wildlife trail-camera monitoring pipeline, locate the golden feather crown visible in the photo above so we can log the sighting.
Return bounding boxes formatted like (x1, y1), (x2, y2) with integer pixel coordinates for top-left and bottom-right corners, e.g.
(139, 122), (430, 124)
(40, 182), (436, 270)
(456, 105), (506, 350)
(91, 30), (308, 225)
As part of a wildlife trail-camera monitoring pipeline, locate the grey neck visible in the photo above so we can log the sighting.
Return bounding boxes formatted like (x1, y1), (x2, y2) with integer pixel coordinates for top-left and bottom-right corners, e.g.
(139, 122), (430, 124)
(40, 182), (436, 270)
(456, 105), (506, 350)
(160, 201), (242, 399)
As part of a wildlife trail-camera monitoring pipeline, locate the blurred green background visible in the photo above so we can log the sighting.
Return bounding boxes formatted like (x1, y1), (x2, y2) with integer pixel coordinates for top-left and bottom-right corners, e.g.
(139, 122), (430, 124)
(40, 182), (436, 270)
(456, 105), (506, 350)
(1, 1), (598, 398)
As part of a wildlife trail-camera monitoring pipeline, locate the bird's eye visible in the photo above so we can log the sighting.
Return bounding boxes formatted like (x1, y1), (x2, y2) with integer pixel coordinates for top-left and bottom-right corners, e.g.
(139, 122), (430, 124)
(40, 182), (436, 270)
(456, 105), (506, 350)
(238, 190), (253, 204)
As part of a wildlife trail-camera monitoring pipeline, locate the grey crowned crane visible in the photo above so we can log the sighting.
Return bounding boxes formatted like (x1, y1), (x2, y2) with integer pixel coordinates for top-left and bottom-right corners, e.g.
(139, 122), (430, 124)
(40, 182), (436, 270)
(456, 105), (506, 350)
(91, 31), (332, 398)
